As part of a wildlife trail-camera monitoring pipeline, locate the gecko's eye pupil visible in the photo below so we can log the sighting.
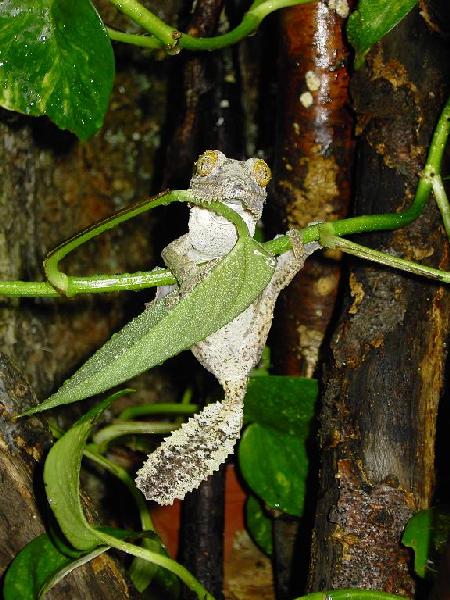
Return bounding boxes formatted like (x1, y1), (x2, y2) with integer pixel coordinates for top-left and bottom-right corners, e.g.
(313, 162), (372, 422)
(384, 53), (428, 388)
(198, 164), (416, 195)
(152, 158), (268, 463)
(195, 150), (218, 177)
(253, 159), (271, 187)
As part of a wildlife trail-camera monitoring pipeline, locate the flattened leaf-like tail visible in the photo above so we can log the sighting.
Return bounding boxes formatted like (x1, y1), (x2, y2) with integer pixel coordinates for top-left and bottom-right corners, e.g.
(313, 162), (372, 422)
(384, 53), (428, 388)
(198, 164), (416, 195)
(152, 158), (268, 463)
(135, 380), (246, 505)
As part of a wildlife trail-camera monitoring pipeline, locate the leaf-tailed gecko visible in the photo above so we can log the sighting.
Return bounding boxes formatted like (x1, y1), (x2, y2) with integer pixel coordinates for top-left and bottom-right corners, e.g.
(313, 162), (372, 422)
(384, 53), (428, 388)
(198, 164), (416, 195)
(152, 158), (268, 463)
(135, 150), (318, 504)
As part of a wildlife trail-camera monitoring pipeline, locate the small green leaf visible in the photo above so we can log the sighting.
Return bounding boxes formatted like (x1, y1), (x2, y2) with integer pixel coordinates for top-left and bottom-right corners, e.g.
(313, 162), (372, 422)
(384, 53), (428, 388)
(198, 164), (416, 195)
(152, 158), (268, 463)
(0, 0), (114, 140)
(347, 0), (418, 69)
(3, 533), (107, 600)
(27, 235), (275, 414)
(246, 494), (273, 555)
(43, 391), (129, 551)
(239, 423), (309, 517)
(244, 375), (318, 437)
(402, 505), (450, 579)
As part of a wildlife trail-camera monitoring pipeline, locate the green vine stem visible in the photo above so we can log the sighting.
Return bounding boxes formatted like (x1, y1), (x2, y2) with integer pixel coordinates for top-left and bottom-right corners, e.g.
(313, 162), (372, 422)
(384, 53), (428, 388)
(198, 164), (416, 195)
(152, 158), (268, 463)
(119, 402), (198, 420)
(0, 189), (248, 298)
(268, 96), (450, 270)
(95, 530), (216, 600)
(44, 190), (248, 297)
(107, 0), (315, 52)
(431, 171), (450, 240)
(83, 448), (163, 592)
(107, 0), (176, 48)
(91, 420), (177, 452)
(319, 226), (450, 283)
(106, 27), (162, 49)
(0, 98), (449, 298)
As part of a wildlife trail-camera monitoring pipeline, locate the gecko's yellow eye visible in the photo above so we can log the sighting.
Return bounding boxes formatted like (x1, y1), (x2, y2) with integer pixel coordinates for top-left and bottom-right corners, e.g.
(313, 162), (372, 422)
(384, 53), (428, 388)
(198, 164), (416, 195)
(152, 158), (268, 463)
(253, 159), (271, 187)
(195, 150), (218, 177)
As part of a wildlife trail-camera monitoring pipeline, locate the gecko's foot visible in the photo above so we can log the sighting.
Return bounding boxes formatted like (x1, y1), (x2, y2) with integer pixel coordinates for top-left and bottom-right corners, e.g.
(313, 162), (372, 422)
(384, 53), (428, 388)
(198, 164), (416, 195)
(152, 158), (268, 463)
(135, 401), (243, 505)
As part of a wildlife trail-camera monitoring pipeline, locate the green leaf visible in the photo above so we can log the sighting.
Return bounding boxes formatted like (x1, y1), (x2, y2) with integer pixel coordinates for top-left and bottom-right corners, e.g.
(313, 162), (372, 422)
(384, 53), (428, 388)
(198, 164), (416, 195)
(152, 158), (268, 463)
(26, 235), (275, 414)
(245, 494), (273, 556)
(294, 591), (408, 600)
(43, 391), (128, 551)
(402, 505), (450, 579)
(347, 0), (418, 69)
(0, 0), (114, 141)
(130, 539), (181, 598)
(244, 375), (318, 437)
(239, 423), (310, 517)
(3, 533), (107, 600)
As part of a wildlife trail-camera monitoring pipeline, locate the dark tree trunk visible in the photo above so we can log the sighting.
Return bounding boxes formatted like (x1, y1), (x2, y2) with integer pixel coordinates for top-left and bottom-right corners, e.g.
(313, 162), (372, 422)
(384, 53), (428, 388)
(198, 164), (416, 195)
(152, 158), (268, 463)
(160, 0), (249, 597)
(267, 3), (354, 597)
(269, 0), (354, 380)
(309, 4), (450, 593)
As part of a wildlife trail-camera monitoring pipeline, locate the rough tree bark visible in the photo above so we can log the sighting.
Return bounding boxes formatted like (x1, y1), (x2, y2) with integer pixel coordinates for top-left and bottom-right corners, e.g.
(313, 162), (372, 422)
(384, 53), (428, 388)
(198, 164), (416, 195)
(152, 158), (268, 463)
(267, 3), (354, 598)
(309, 4), (450, 593)
(0, 352), (141, 599)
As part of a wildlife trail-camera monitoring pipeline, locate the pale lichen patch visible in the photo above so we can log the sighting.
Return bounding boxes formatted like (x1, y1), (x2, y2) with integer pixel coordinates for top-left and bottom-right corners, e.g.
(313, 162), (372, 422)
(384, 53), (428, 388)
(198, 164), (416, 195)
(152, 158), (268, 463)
(329, 0), (349, 18)
(305, 70), (320, 92)
(300, 91), (313, 108)
(348, 272), (365, 315)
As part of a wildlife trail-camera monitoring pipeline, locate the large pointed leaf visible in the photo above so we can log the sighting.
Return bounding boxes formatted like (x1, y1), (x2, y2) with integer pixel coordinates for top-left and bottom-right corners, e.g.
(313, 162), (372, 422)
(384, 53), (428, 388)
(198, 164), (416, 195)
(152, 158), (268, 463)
(347, 0), (417, 69)
(43, 392), (128, 550)
(0, 0), (114, 141)
(26, 236), (275, 414)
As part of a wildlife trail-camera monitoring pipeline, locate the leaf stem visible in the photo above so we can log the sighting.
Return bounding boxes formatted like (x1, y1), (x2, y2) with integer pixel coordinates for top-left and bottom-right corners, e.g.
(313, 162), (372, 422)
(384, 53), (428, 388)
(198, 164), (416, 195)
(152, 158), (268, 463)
(91, 420), (177, 450)
(266, 96), (450, 258)
(106, 27), (162, 48)
(119, 402), (198, 420)
(0, 269), (177, 297)
(82, 447), (164, 592)
(107, 0), (177, 48)
(43, 190), (248, 296)
(95, 530), (216, 600)
(1, 98), (450, 297)
(431, 172), (450, 241)
(319, 227), (450, 283)
(107, 0), (316, 52)
(83, 448), (154, 533)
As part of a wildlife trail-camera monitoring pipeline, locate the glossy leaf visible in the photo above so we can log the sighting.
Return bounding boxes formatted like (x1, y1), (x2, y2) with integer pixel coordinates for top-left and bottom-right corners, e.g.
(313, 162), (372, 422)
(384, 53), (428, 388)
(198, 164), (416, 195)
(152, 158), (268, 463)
(402, 505), (450, 579)
(3, 533), (107, 600)
(294, 591), (408, 600)
(26, 235), (275, 414)
(0, 0), (114, 140)
(43, 392), (128, 551)
(243, 375), (318, 436)
(239, 423), (309, 517)
(347, 0), (418, 69)
(246, 494), (273, 555)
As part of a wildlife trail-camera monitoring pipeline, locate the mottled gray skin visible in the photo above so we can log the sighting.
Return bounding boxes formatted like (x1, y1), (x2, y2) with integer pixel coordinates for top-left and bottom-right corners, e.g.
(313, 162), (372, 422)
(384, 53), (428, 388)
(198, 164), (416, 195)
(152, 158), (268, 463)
(135, 151), (317, 505)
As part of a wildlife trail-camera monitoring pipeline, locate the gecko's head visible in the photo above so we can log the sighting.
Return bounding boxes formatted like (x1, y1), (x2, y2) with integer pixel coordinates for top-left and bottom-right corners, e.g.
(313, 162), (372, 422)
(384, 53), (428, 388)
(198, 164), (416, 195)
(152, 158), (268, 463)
(190, 150), (271, 220)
